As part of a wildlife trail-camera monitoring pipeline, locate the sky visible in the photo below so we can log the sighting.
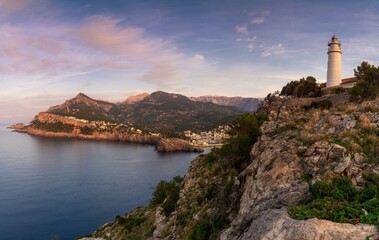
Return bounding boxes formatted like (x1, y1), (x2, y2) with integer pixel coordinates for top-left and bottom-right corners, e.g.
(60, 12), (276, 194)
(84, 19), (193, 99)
(1, 0), (379, 123)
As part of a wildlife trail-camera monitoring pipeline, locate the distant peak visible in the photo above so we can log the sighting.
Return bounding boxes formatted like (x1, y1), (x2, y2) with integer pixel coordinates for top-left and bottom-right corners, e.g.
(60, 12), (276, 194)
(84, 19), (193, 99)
(76, 92), (89, 98)
(151, 91), (176, 97)
(74, 93), (93, 101)
(123, 92), (150, 104)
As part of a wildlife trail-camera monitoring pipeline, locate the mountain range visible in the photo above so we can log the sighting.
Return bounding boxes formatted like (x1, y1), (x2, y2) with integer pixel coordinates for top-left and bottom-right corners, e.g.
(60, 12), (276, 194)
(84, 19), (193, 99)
(46, 91), (260, 133)
(190, 95), (261, 112)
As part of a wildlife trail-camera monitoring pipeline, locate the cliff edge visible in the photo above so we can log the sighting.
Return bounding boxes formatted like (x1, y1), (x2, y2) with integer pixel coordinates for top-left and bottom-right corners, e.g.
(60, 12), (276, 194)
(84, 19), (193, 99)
(81, 94), (379, 240)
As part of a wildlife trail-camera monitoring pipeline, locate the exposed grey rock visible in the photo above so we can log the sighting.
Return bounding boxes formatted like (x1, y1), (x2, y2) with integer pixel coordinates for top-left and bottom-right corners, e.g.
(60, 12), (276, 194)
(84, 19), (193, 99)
(78, 238), (106, 240)
(152, 207), (167, 239)
(333, 156), (352, 174)
(354, 153), (366, 164)
(277, 182), (310, 206)
(328, 144), (347, 160)
(221, 98), (378, 240)
(222, 208), (377, 240)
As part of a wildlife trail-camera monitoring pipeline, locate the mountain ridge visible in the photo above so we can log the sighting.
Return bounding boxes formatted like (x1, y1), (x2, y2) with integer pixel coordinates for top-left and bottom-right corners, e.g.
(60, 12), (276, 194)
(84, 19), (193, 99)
(190, 95), (262, 112)
(42, 91), (245, 133)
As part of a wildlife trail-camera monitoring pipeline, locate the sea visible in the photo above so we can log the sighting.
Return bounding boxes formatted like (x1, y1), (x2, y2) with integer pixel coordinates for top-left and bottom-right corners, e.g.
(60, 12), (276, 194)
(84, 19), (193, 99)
(0, 125), (200, 240)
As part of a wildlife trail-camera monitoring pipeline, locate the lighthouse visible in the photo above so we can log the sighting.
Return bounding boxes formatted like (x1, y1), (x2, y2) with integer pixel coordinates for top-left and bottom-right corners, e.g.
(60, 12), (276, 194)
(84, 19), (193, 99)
(326, 34), (342, 88)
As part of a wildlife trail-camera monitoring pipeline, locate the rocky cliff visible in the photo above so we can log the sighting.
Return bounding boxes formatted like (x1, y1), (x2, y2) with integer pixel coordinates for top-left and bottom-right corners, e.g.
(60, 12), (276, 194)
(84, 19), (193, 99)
(220, 95), (379, 240)
(18, 112), (160, 144)
(155, 138), (204, 152)
(82, 94), (379, 240)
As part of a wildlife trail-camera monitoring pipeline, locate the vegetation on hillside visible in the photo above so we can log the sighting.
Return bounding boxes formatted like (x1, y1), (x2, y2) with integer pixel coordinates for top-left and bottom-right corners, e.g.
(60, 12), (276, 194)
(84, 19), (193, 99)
(48, 91), (244, 134)
(208, 112), (267, 171)
(31, 119), (74, 133)
(350, 61), (379, 101)
(289, 173), (379, 229)
(150, 176), (183, 217)
(175, 112), (267, 239)
(280, 76), (321, 98)
(85, 112), (267, 240)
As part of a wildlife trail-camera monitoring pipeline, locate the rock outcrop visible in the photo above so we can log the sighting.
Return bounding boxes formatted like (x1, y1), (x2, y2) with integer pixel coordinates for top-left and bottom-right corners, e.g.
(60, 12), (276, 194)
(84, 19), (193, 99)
(220, 96), (379, 240)
(222, 208), (376, 240)
(7, 123), (26, 129)
(155, 138), (203, 152)
(122, 92), (150, 104)
(18, 112), (160, 145)
(82, 95), (379, 240)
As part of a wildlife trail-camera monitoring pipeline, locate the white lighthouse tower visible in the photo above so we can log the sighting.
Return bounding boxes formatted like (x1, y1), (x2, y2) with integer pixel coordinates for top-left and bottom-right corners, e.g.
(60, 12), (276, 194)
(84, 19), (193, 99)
(326, 34), (342, 88)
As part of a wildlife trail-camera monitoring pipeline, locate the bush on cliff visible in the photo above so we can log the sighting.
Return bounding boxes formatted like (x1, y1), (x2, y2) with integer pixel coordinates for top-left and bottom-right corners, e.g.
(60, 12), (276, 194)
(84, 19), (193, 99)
(350, 61), (379, 101)
(150, 176), (183, 216)
(289, 174), (379, 228)
(212, 112), (267, 171)
(280, 76), (322, 98)
(32, 119), (74, 133)
(303, 99), (333, 111)
(189, 214), (228, 240)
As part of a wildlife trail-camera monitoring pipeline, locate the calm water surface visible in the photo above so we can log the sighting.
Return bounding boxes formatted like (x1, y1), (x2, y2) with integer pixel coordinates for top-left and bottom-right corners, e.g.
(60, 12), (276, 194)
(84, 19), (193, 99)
(0, 125), (200, 240)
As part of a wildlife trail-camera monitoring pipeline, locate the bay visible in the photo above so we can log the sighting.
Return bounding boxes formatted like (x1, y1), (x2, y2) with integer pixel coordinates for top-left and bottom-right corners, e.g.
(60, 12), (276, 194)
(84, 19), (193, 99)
(0, 125), (200, 240)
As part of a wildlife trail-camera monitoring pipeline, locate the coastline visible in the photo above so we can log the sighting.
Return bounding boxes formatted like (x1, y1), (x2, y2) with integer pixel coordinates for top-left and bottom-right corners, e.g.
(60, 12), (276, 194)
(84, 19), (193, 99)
(9, 124), (204, 153)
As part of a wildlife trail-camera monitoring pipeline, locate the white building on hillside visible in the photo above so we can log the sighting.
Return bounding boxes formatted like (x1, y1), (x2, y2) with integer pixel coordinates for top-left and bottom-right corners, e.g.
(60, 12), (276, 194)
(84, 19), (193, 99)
(326, 34), (342, 88)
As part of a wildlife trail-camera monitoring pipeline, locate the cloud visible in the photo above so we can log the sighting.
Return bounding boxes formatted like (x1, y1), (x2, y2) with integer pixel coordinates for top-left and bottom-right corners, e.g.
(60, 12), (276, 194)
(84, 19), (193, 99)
(246, 36), (256, 42)
(0, 14), (188, 90)
(140, 61), (178, 88)
(73, 15), (147, 55)
(262, 44), (284, 57)
(234, 22), (257, 52)
(0, 0), (46, 19)
(251, 17), (265, 25)
(235, 24), (249, 36)
(190, 54), (205, 65)
(248, 43), (255, 52)
(0, 0), (32, 15)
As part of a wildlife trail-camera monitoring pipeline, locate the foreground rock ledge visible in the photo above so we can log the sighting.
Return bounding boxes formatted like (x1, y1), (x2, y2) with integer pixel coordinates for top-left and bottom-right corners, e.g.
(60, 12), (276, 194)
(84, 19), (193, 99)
(221, 208), (377, 240)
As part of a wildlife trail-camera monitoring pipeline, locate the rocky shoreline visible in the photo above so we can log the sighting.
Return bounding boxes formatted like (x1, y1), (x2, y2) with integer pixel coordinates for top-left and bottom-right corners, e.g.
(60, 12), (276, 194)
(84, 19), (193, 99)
(9, 112), (203, 153)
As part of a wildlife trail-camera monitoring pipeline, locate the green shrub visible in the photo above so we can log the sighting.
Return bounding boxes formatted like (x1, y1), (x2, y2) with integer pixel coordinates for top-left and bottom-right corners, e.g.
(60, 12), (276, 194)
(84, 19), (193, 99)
(280, 76), (321, 98)
(189, 215), (229, 240)
(32, 120), (74, 133)
(150, 176), (183, 216)
(350, 61), (379, 102)
(220, 113), (265, 171)
(203, 151), (218, 165)
(80, 126), (95, 135)
(289, 175), (379, 229)
(116, 215), (147, 231)
(304, 100), (333, 110)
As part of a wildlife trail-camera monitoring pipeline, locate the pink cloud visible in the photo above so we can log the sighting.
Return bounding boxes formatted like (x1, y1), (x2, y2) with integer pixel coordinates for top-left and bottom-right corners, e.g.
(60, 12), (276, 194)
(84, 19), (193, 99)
(235, 24), (249, 36)
(0, 0), (47, 18)
(0, 0), (32, 15)
(262, 44), (284, 57)
(0, 14), (203, 92)
(251, 17), (265, 25)
(73, 15), (147, 54)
